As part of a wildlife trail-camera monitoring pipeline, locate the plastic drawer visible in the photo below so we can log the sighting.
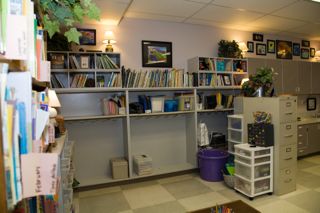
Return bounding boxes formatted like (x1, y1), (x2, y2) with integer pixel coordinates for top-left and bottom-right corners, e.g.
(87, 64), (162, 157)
(235, 148), (251, 157)
(235, 155), (251, 165)
(254, 179), (270, 194)
(235, 162), (251, 179)
(235, 176), (252, 195)
(229, 117), (242, 130)
(254, 149), (270, 156)
(254, 164), (270, 179)
(254, 156), (270, 164)
(229, 130), (242, 142)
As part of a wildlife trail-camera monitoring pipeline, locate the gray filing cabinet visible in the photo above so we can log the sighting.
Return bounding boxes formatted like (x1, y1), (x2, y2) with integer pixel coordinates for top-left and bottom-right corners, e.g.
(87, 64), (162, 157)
(298, 123), (320, 157)
(234, 96), (297, 195)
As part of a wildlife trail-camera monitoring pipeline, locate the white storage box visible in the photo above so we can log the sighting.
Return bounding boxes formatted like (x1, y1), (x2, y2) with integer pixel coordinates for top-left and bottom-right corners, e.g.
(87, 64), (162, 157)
(110, 157), (128, 179)
(133, 154), (153, 176)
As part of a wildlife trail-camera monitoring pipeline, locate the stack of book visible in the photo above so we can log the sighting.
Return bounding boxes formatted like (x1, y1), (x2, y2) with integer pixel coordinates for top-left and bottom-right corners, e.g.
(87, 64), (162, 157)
(70, 74), (91, 88)
(96, 73), (121, 87)
(102, 95), (126, 115)
(133, 154), (153, 176)
(121, 68), (196, 88)
(96, 54), (119, 69)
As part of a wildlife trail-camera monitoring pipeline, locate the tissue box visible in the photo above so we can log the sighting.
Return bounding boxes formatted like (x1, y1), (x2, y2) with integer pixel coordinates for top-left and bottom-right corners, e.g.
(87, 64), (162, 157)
(110, 157), (128, 179)
(133, 154), (152, 176)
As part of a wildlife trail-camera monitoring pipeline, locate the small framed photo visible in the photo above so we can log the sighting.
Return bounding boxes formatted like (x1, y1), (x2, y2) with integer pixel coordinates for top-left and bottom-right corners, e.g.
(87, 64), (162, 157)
(307, 98), (316, 111)
(78, 28), (96, 45)
(276, 40), (292, 59)
(222, 75), (231, 86)
(293, 43), (300, 56)
(256, 43), (266, 55)
(80, 56), (90, 68)
(267, 40), (275, 53)
(302, 40), (310, 47)
(310, 48), (316, 58)
(142, 40), (172, 68)
(253, 33), (263, 41)
(247, 41), (254, 53)
(301, 48), (310, 59)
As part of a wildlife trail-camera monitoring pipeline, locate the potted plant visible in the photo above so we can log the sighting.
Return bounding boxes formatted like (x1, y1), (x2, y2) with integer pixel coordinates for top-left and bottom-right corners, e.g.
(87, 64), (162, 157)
(218, 40), (242, 58)
(241, 67), (277, 97)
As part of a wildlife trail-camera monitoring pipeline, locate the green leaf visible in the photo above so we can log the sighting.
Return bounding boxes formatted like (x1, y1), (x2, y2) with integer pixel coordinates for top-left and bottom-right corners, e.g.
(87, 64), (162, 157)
(64, 18), (75, 27)
(64, 27), (82, 44)
(54, 6), (73, 22)
(86, 4), (100, 21)
(82, 0), (92, 8)
(43, 15), (60, 38)
(73, 4), (84, 22)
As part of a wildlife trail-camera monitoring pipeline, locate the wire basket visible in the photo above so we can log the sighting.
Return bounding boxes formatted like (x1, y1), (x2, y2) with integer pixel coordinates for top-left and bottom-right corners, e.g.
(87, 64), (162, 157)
(223, 174), (235, 188)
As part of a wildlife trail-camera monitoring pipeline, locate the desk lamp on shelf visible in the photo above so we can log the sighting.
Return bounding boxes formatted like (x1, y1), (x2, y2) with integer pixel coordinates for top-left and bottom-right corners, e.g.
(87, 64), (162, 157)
(48, 89), (65, 138)
(103, 30), (116, 52)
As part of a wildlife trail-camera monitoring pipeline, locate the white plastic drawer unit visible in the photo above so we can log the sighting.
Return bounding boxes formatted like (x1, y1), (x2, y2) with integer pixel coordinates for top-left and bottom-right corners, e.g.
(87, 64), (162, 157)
(254, 179), (270, 194)
(228, 115), (243, 130)
(254, 164), (270, 179)
(279, 98), (297, 123)
(235, 161), (251, 179)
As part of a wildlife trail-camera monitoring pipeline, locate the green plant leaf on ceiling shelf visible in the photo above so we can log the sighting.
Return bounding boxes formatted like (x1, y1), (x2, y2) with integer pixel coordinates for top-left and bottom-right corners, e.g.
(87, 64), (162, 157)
(43, 15), (60, 38)
(82, 0), (92, 8)
(54, 6), (73, 23)
(87, 4), (101, 21)
(64, 18), (75, 27)
(64, 27), (82, 44)
(73, 4), (84, 23)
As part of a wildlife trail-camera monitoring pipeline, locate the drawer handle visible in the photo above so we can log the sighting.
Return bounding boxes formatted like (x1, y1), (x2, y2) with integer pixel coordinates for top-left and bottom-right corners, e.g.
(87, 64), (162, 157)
(286, 102), (292, 107)
(286, 125), (292, 130)
(299, 150), (304, 153)
(298, 142), (302, 145)
(285, 112), (293, 115)
(284, 157), (293, 161)
(298, 126), (302, 129)
(298, 134), (303, 137)
(284, 178), (292, 183)
(284, 134), (293, 138)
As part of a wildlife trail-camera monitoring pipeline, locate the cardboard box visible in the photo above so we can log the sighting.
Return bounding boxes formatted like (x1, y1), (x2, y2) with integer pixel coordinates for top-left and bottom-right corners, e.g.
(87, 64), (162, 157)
(110, 157), (128, 179)
(188, 200), (260, 213)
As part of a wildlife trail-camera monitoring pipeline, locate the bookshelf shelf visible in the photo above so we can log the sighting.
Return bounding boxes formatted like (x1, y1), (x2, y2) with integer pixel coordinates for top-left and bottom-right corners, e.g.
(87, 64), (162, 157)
(64, 114), (126, 121)
(55, 87), (125, 94)
(197, 108), (234, 113)
(129, 111), (194, 117)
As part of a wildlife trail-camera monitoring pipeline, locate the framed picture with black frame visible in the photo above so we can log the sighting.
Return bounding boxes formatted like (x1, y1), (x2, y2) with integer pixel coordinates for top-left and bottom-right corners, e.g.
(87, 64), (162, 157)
(142, 40), (172, 68)
(307, 98), (316, 111)
(222, 75), (232, 86)
(256, 43), (266, 55)
(276, 40), (292, 59)
(302, 40), (310, 47)
(267, 40), (275, 53)
(301, 48), (310, 59)
(293, 43), (300, 56)
(310, 48), (316, 58)
(77, 28), (96, 45)
(253, 33), (263, 41)
(247, 41), (254, 53)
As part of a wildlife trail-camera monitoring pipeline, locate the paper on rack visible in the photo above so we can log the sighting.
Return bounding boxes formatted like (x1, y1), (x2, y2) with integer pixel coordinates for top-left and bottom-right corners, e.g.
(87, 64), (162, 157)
(21, 153), (59, 198)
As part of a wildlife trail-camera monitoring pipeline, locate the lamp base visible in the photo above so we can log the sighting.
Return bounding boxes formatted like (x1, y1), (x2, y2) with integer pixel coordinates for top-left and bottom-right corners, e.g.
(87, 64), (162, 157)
(105, 44), (113, 52)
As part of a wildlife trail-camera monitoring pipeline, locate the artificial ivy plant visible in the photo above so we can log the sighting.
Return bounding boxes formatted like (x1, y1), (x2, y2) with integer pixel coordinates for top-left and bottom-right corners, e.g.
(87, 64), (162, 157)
(218, 40), (242, 58)
(38, 0), (100, 44)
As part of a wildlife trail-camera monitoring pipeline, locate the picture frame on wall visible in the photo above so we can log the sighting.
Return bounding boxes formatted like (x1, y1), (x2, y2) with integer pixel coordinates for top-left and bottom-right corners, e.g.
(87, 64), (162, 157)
(247, 41), (254, 53)
(253, 33), (263, 41)
(301, 48), (310, 59)
(256, 43), (266, 55)
(142, 40), (172, 68)
(78, 28), (96, 45)
(293, 43), (300, 56)
(276, 40), (292, 59)
(307, 98), (316, 111)
(302, 40), (310, 47)
(267, 40), (275, 53)
(310, 48), (316, 57)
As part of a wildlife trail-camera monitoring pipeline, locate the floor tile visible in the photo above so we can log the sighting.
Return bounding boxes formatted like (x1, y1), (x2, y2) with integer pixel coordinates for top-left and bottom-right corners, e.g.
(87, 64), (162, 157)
(195, 177), (229, 192)
(79, 191), (130, 213)
(120, 180), (158, 190)
(256, 200), (308, 213)
(133, 201), (186, 213)
(178, 192), (230, 212)
(79, 186), (121, 198)
(296, 170), (320, 189)
(118, 211), (134, 213)
(279, 184), (311, 199)
(315, 187), (320, 192)
(123, 184), (175, 209)
(302, 155), (320, 165)
(157, 174), (194, 184)
(297, 159), (318, 170)
(162, 178), (212, 199)
(285, 191), (320, 213)
(302, 165), (320, 176)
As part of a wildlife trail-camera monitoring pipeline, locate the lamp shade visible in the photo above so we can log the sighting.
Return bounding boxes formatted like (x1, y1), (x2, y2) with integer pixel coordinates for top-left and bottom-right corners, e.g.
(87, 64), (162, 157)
(238, 42), (249, 52)
(240, 78), (250, 86)
(48, 89), (61, 107)
(315, 50), (320, 58)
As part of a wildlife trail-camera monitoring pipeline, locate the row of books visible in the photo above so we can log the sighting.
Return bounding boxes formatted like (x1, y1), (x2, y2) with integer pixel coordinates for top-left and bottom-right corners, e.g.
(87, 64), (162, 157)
(199, 58), (247, 72)
(121, 68), (197, 88)
(96, 55), (120, 69)
(97, 73), (122, 88)
(200, 93), (234, 109)
(102, 95), (126, 115)
(69, 55), (95, 69)
(70, 74), (94, 88)
(199, 73), (246, 87)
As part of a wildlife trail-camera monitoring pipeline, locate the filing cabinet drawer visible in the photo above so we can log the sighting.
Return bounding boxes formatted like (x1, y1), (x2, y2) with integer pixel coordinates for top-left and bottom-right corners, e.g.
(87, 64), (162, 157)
(298, 140), (307, 148)
(279, 145), (297, 169)
(298, 148), (306, 157)
(280, 123), (297, 145)
(278, 167), (296, 195)
(279, 99), (297, 123)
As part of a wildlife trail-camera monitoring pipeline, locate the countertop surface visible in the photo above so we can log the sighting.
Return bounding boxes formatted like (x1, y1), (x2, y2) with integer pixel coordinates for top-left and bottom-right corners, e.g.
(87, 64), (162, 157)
(298, 117), (320, 125)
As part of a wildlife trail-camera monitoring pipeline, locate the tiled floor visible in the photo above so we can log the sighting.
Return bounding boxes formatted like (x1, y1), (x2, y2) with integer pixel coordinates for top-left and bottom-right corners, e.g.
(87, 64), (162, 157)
(74, 155), (320, 213)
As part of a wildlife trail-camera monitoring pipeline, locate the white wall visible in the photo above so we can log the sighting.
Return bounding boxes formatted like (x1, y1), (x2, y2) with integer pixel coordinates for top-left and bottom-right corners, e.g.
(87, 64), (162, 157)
(75, 18), (320, 70)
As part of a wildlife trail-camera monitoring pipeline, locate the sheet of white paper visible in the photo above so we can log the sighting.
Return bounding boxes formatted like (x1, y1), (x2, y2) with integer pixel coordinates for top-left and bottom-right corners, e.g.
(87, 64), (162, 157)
(35, 108), (49, 140)
(21, 153), (58, 198)
(40, 61), (51, 82)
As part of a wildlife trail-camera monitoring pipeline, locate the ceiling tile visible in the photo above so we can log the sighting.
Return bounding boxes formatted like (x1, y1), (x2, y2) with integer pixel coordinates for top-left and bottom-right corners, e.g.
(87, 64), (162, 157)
(128, 0), (204, 17)
(248, 15), (307, 31)
(185, 0), (213, 3)
(125, 11), (185, 22)
(287, 23), (320, 37)
(211, 0), (298, 13)
(191, 5), (264, 25)
(272, 0), (320, 23)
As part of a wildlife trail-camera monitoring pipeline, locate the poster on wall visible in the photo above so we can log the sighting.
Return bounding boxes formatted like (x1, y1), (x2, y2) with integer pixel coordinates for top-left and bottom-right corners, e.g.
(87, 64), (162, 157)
(142, 40), (172, 67)
(276, 40), (292, 59)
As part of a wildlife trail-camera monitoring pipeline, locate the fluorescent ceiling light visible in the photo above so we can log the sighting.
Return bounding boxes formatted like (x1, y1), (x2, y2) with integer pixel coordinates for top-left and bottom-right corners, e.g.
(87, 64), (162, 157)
(311, 0), (320, 3)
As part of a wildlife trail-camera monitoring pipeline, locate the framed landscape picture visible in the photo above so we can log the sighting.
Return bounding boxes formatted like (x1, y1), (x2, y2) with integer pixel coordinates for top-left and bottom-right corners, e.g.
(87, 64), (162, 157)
(301, 48), (310, 59)
(247, 41), (254, 53)
(78, 28), (96, 45)
(293, 43), (300, 56)
(256, 43), (266, 55)
(302, 40), (310, 47)
(142, 40), (172, 67)
(267, 40), (275, 53)
(276, 40), (292, 59)
(310, 48), (316, 57)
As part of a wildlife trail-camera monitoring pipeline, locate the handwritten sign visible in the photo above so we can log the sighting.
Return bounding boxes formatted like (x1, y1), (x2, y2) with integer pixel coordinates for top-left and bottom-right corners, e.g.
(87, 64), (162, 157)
(21, 153), (58, 198)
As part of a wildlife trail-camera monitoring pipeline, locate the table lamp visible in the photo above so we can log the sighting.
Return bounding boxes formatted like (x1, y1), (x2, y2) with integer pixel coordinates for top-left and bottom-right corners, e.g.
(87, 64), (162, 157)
(315, 50), (320, 61)
(238, 42), (249, 58)
(103, 31), (116, 52)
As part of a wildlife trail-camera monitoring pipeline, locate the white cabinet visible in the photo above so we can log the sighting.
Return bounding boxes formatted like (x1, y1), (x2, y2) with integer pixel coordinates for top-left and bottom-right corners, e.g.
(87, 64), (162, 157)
(227, 114), (244, 154)
(234, 144), (273, 200)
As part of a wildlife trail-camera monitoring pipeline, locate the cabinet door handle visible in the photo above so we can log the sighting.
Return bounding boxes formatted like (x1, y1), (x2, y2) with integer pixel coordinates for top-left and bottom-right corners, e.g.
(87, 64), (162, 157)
(284, 134), (294, 137)
(298, 134), (303, 137)
(298, 126), (302, 129)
